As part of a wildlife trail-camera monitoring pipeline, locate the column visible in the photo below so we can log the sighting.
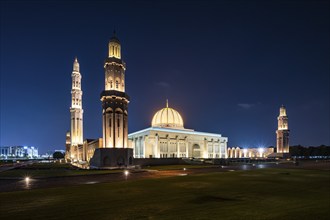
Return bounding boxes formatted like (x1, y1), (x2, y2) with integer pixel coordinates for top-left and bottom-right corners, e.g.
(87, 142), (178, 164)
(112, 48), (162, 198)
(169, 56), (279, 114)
(142, 135), (146, 158)
(212, 139), (215, 158)
(176, 136), (180, 158)
(185, 138), (189, 158)
(166, 135), (170, 158)
(203, 138), (208, 158)
(154, 135), (159, 158)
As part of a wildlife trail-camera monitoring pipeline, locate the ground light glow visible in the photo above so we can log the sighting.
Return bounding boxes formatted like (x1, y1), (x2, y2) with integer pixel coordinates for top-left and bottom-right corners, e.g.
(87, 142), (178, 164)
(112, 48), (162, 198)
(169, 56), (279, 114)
(24, 176), (31, 189)
(124, 170), (129, 181)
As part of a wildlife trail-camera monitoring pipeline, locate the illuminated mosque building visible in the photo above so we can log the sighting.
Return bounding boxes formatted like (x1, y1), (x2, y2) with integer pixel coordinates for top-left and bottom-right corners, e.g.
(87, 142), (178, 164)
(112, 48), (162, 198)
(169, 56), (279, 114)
(65, 33), (228, 166)
(128, 100), (228, 159)
(65, 33), (288, 167)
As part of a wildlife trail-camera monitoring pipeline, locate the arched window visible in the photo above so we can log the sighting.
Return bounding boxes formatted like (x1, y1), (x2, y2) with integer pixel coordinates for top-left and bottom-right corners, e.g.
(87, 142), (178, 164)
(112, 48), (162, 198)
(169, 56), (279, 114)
(116, 80), (118, 89)
(117, 118), (120, 137)
(110, 80), (113, 88)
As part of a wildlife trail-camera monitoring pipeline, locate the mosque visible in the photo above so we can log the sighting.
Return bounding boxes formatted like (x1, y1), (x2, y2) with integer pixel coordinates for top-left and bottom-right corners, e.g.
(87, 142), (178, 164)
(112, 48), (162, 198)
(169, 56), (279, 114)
(65, 33), (289, 167)
(128, 100), (228, 159)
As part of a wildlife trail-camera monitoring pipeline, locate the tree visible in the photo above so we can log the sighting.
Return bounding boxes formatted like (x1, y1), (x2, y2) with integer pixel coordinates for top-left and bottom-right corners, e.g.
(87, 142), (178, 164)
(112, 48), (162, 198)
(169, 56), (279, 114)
(53, 152), (65, 159)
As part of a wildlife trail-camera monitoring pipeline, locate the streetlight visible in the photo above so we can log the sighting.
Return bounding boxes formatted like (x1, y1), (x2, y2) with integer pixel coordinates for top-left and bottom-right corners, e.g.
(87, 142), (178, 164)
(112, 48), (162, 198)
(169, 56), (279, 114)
(258, 148), (264, 158)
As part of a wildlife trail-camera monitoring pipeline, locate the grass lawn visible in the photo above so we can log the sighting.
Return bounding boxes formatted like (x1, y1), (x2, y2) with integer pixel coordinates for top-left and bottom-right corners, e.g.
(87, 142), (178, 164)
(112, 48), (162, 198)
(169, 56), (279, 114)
(0, 163), (217, 178)
(0, 169), (124, 178)
(143, 164), (218, 170)
(0, 168), (329, 220)
(0, 163), (123, 178)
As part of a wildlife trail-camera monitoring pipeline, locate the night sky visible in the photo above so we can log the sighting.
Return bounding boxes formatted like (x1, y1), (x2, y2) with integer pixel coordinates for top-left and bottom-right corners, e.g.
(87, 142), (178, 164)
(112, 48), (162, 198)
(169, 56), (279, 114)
(1, 0), (329, 153)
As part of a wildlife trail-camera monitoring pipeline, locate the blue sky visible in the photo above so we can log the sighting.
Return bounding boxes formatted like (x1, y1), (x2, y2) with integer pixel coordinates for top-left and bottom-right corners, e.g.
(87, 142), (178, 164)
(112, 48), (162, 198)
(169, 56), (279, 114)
(1, 0), (329, 153)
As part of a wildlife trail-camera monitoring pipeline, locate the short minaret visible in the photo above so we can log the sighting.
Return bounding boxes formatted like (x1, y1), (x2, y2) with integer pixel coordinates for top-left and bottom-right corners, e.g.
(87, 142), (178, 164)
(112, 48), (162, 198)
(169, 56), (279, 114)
(70, 57), (84, 153)
(276, 105), (289, 153)
(101, 32), (129, 148)
(65, 131), (71, 161)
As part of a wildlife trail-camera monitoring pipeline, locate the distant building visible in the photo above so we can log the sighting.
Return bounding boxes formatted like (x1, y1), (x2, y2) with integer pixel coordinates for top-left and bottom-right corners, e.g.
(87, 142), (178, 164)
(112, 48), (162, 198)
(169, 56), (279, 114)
(228, 105), (290, 159)
(227, 146), (274, 158)
(0, 146), (38, 158)
(65, 131), (71, 160)
(276, 105), (289, 153)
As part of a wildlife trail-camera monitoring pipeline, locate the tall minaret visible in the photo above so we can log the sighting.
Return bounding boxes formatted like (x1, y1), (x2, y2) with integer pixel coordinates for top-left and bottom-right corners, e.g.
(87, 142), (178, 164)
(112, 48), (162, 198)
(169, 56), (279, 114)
(101, 32), (129, 148)
(70, 57), (84, 150)
(276, 105), (289, 153)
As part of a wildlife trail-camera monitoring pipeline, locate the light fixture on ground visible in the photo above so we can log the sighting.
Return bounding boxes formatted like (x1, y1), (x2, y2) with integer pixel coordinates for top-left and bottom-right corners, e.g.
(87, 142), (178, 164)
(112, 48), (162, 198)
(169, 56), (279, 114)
(124, 170), (129, 180)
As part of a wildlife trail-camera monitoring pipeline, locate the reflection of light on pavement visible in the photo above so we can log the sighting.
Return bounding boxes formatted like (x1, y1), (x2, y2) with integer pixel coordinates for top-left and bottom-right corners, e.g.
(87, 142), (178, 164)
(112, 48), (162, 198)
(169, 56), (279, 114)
(178, 173), (187, 176)
(258, 164), (265, 169)
(228, 170), (235, 172)
(85, 181), (98, 184)
(242, 165), (249, 170)
(23, 176), (32, 189)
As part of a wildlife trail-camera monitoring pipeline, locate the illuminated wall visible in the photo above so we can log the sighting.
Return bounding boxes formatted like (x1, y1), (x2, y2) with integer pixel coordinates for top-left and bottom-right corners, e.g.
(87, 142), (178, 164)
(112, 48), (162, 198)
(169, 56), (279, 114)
(82, 138), (103, 162)
(227, 147), (274, 158)
(129, 128), (228, 159)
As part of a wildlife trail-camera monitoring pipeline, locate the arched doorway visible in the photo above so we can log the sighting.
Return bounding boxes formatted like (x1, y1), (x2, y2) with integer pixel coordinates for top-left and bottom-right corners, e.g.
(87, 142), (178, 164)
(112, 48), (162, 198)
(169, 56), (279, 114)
(192, 144), (201, 158)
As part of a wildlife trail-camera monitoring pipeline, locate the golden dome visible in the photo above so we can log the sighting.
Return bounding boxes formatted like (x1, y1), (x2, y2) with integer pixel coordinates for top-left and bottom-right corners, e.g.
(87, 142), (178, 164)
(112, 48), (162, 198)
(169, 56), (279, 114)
(151, 100), (184, 129)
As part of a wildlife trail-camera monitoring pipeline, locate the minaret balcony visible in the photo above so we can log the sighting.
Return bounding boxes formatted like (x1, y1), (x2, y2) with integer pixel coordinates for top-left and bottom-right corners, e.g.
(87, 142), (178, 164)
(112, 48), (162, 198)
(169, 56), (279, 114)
(100, 90), (130, 100)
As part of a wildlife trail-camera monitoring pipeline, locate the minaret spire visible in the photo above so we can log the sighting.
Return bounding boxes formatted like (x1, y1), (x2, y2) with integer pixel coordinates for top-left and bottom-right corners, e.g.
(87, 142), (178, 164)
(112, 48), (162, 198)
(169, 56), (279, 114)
(68, 57), (84, 161)
(73, 56), (79, 72)
(108, 31), (121, 59)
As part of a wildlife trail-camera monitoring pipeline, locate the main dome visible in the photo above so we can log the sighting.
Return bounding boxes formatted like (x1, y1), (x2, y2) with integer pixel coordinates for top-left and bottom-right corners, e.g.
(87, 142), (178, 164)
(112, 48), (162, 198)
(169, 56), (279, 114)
(151, 100), (184, 129)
